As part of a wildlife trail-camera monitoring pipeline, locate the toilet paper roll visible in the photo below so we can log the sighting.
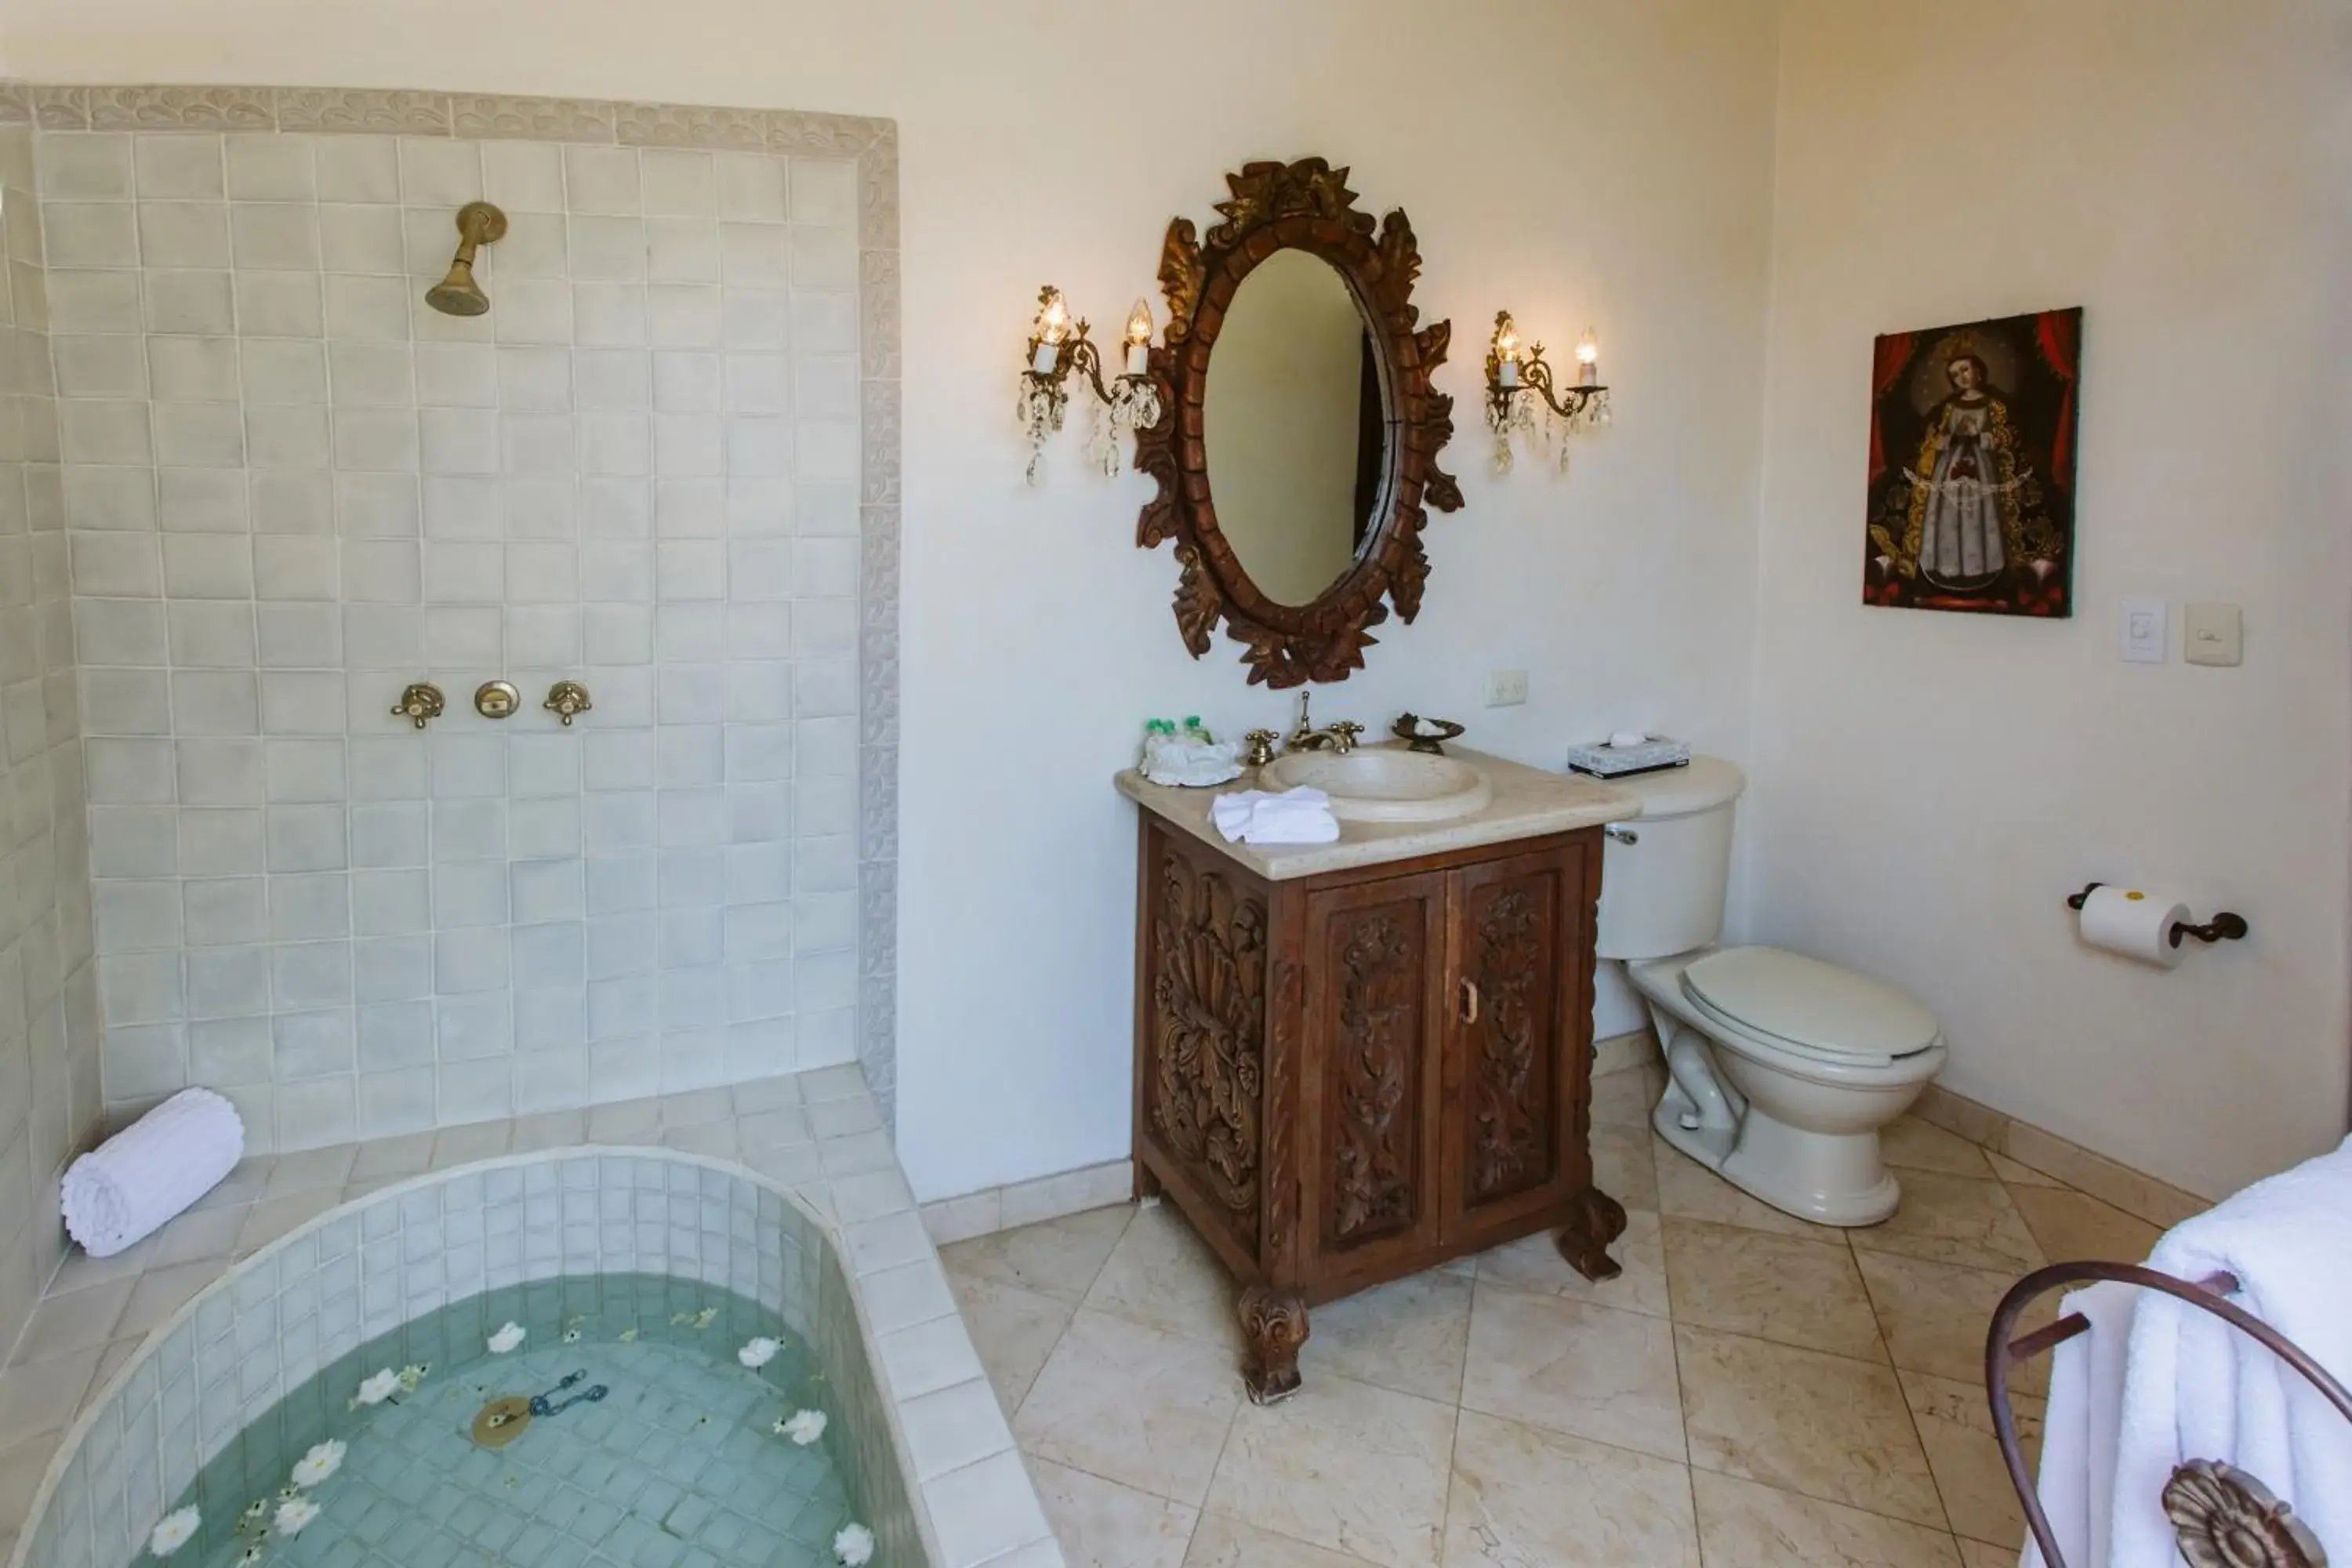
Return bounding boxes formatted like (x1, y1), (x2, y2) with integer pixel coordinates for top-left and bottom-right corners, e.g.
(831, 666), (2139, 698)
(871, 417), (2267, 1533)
(2077, 884), (2191, 968)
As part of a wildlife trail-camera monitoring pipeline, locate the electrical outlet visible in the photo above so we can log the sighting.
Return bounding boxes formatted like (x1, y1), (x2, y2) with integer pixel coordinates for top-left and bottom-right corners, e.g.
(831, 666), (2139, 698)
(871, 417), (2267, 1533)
(2183, 603), (2242, 666)
(1484, 670), (1529, 707)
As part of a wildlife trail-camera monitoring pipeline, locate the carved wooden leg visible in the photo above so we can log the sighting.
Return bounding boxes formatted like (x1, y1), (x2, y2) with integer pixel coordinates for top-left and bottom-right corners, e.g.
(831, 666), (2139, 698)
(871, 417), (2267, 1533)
(1555, 1185), (1628, 1283)
(1237, 1287), (1310, 1405)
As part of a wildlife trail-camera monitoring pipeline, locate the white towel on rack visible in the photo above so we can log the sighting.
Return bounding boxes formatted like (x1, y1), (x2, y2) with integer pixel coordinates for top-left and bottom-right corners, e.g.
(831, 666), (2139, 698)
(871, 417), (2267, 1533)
(60, 1087), (245, 1258)
(2025, 1279), (2136, 1568)
(2107, 1134), (2352, 1565)
(1210, 786), (1339, 845)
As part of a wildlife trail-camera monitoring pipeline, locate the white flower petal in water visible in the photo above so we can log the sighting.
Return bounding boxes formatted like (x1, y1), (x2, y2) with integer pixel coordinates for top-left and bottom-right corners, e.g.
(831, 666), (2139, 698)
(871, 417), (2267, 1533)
(353, 1369), (401, 1406)
(396, 1363), (429, 1392)
(833, 1523), (875, 1566)
(289, 1439), (345, 1489)
(781, 1408), (828, 1446)
(737, 1336), (780, 1370)
(487, 1321), (527, 1355)
(149, 1506), (201, 1557)
(273, 1497), (321, 1537)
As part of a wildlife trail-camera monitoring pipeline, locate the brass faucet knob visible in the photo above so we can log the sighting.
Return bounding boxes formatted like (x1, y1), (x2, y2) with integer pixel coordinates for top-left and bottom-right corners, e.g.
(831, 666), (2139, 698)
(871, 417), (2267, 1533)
(390, 682), (445, 729)
(1243, 729), (1279, 768)
(544, 681), (593, 726)
(1329, 720), (1364, 754)
(474, 680), (521, 720)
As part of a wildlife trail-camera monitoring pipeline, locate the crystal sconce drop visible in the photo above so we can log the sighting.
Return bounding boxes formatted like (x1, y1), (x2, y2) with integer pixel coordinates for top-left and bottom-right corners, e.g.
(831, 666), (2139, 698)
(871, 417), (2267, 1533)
(1017, 285), (1164, 483)
(1485, 311), (1611, 474)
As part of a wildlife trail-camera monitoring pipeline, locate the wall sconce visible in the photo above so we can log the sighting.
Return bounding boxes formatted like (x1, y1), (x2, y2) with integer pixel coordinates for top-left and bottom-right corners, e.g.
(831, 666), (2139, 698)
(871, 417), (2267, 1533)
(1017, 285), (1163, 484)
(1485, 311), (1611, 474)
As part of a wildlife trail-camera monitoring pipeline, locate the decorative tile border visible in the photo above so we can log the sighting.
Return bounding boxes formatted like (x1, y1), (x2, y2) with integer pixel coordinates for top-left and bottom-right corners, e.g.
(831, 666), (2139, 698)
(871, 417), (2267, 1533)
(0, 78), (903, 1123)
(8, 1104), (1053, 1568)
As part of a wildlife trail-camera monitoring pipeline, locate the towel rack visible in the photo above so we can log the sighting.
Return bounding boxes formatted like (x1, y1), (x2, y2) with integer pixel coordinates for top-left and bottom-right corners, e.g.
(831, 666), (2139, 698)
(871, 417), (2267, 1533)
(1987, 1261), (2352, 1568)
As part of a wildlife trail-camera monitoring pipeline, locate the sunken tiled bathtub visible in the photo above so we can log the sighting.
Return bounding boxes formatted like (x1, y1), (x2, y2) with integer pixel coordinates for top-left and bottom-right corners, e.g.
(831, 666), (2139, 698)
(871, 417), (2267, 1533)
(2, 1072), (1058, 1568)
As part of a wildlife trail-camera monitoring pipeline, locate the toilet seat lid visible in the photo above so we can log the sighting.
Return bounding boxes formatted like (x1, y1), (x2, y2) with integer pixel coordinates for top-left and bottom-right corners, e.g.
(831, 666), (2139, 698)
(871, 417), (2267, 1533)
(1680, 946), (1940, 1061)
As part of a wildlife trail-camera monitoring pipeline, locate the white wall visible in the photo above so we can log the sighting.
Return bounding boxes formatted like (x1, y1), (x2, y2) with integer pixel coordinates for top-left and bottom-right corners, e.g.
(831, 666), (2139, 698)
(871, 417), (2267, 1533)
(1748, 0), (2352, 1199)
(0, 0), (1784, 1200)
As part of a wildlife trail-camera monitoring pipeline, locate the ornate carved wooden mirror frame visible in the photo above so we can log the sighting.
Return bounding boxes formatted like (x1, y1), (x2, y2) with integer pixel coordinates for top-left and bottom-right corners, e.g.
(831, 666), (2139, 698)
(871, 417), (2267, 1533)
(1134, 158), (1464, 688)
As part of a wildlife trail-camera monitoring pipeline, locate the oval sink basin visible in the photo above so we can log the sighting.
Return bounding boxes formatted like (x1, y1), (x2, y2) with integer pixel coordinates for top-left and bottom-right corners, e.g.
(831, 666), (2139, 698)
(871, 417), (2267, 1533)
(1260, 746), (1494, 823)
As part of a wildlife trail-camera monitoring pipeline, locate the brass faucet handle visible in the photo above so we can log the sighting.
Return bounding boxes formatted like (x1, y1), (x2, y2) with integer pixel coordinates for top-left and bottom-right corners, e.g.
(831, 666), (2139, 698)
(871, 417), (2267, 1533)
(543, 680), (593, 726)
(1329, 720), (1365, 754)
(474, 680), (521, 720)
(390, 682), (445, 730)
(1243, 729), (1279, 768)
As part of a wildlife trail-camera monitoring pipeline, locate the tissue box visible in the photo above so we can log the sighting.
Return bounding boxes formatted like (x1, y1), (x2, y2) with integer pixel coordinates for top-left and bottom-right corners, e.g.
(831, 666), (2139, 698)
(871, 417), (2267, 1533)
(1564, 736), (1690, 779)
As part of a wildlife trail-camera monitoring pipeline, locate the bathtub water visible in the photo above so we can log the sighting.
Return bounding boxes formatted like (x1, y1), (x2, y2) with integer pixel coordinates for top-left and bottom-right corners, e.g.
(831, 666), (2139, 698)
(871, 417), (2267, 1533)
(164, 1276), (855, 1568)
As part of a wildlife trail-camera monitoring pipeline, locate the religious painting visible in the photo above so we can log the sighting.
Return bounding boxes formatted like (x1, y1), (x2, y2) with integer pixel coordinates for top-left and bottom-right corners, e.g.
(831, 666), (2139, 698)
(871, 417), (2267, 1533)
(1864, 307), (2081, 616)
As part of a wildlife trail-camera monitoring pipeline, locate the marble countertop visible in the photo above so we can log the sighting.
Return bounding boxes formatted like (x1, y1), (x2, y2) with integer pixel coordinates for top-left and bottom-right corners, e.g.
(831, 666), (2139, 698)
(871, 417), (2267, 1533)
(1115, 742), (1639, 880)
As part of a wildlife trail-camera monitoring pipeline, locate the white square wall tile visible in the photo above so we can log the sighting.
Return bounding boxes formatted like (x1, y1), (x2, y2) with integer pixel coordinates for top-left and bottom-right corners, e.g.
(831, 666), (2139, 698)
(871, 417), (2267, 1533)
(564, 146), (641, 215)
(482, 141), (564, 213)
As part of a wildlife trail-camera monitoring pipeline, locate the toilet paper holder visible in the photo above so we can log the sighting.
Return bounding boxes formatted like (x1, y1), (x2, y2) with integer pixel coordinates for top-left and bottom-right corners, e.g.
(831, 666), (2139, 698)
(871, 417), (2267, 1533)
(2066, 883), (2249, 948)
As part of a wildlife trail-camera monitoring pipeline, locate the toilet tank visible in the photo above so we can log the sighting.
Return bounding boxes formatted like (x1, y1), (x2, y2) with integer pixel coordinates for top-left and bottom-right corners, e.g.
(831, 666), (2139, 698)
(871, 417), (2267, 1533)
(1593, 755), (1746, 961)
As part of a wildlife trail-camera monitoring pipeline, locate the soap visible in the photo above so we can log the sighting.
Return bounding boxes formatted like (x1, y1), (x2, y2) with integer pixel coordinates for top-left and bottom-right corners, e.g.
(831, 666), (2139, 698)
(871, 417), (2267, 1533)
(1608, 730), (1648, 749)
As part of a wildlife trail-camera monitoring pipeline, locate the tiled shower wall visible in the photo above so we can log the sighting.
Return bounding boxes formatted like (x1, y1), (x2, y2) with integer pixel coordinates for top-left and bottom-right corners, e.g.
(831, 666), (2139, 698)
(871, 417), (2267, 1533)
(21, 86), (899, 1158)
(0, 119), (103, 1356)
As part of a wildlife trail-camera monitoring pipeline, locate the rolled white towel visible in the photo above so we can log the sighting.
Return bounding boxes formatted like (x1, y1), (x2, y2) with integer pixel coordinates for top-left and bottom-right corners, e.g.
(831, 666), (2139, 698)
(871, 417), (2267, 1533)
(61, 1087), (245, 1258)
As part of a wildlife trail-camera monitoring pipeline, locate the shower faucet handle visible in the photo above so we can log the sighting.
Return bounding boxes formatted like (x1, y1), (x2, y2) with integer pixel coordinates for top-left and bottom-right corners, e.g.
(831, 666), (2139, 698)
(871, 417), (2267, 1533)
(543, 681), (593, 725)
(391, 682), (446, 730)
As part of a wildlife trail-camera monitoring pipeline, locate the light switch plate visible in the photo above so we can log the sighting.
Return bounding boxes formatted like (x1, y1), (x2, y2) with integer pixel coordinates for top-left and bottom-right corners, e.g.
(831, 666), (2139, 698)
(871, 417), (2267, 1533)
(2119, 597), (2167, 664)
(1484, 670), (1529, 707)
(2184, 602), (2242, 666)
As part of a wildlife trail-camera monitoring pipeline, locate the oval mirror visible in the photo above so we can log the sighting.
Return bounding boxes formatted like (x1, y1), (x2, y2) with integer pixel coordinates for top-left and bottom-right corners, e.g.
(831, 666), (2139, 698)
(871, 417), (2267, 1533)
(1202, 250), (1387, 607)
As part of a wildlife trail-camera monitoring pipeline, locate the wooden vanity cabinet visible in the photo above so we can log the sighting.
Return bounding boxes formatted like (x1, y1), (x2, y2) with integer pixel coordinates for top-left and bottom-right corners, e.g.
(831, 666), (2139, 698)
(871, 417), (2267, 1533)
(1131, 812), (1625, 1403)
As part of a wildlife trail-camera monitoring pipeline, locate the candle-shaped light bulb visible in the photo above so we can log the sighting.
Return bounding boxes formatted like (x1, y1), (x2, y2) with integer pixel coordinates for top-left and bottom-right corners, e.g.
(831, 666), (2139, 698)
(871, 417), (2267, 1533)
(1123, 298), (1153, 377)
(1575, 326), (1600, 387)
(1029, 287), (1069, 374)
(1492, 313), (1521, 390)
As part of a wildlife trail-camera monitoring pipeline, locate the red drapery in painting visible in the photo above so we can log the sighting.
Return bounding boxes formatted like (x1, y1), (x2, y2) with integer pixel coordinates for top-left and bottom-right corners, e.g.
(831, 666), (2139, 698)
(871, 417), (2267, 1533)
(2034, 310), (2079, 486)
(1867, 332), (1914, 481)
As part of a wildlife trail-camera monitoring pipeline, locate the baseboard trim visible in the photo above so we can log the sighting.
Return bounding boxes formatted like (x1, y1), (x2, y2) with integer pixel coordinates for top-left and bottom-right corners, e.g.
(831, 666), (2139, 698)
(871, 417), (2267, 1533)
(924, 1029), (1665, 1248)
(1911, 1083), (2206, 1229)
(920, 1157), (1134, 1246)
(1590, 1022), (2201, 1230)
(1594, 1025), (1659, 1078)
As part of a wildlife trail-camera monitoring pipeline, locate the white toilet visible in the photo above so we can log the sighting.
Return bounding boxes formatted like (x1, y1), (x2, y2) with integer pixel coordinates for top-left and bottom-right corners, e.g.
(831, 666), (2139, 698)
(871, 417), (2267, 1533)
(1595, 757), (1947, 1225)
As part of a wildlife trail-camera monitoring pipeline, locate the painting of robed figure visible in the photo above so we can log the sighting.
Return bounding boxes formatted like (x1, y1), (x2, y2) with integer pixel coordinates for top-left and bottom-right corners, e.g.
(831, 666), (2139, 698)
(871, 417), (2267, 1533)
(1864, 307), (2081, 616)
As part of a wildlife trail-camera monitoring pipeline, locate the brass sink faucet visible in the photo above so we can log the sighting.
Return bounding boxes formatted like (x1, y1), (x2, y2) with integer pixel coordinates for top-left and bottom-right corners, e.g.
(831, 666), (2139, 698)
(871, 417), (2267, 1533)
(1283, 691), (1363, 756)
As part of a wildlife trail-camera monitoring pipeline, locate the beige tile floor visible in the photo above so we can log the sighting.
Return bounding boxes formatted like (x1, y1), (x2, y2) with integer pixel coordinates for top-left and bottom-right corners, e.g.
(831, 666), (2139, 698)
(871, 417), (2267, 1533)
(946, 1063), (2170, 1568)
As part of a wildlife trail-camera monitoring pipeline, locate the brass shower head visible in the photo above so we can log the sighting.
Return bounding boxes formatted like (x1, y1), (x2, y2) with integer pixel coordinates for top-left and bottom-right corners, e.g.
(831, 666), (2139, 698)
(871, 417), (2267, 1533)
(423, 201), (509, 317)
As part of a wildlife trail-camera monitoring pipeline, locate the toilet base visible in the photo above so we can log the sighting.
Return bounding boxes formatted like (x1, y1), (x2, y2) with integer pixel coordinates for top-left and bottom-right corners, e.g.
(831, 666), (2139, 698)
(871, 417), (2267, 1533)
(1652, 1103), (1902, 1227)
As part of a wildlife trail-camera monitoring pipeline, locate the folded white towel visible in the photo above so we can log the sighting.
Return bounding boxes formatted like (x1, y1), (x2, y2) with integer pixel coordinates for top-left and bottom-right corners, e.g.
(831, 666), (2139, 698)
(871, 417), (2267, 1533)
(1210, 786), (1339, 845)
(2108, 1134), (2352, 1564)
(2026, 1279), (2136, 1568)
(61, 1087), (245, 1258)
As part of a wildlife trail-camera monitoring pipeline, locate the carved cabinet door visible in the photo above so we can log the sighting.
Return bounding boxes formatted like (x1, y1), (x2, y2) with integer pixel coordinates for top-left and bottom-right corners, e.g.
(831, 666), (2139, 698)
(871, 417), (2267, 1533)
(1298, 870), (1450, 1292)
(1439, 841), (1596, 1249)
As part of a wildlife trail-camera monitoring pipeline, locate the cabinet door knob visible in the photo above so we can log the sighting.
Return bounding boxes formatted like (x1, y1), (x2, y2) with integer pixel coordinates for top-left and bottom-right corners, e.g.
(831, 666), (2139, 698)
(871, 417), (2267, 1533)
(1604, 823), (1639, 845)
(1459, 976), (1481, 1025)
